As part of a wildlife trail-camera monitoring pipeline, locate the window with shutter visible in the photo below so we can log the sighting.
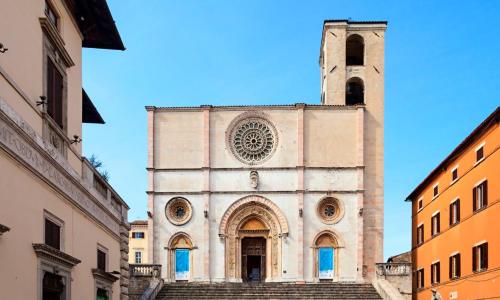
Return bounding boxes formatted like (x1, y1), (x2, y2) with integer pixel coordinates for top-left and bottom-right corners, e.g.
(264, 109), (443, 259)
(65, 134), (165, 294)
(476, 146), (484, 162)
(474, 181), (488, 212)
(431, 213), (440, 236)
(417, 225), (424, 245)
(473, 243), (488, 272)
(433, 185), (439, 197)
(416, 269), (424, 289)
(473, 246), (477, 271)
(451, 168), (458, 181)
(431, 262), (440, 284)
(450, 200), (460, 225)
(46, 59), (64, 129)
(97, 249), (106, 271)
(482, 243), (488, 270)
(44, 218), (60, 250)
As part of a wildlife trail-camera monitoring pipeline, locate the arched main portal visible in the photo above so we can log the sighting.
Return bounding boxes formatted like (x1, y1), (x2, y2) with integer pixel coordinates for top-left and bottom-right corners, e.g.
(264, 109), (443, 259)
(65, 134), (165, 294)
(219, 195), (289, 282)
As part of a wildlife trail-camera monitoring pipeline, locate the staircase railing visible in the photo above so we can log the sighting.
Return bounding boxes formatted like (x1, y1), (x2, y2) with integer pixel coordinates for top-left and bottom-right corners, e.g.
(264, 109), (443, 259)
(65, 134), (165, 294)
(129, 264), (163, 300)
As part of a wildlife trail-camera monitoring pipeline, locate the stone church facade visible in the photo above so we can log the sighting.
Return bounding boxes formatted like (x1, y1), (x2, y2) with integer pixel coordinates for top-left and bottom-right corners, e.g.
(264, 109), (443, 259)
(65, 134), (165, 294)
(146, 20), (386, 283)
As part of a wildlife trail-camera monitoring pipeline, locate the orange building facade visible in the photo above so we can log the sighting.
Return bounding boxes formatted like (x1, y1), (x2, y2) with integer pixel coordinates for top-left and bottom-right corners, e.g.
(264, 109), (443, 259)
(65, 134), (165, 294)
(407, 107), (499, 300)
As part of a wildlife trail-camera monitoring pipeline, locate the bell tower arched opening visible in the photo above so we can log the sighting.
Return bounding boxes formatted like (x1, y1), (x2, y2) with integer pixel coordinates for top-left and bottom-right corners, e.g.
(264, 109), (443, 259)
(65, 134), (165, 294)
(346, 34), (364, 66)
(346, 77), (365, 105)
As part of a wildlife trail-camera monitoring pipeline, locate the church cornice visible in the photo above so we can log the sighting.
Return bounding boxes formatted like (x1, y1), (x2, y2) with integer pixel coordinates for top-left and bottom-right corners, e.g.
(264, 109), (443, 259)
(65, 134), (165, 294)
(144, 104), (364, 112)
(146, 190), (364, 196)
(148, 166), (365, 172)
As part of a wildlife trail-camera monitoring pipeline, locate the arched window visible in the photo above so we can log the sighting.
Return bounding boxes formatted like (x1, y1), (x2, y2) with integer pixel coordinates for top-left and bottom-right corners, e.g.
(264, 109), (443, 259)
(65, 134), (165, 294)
(167, 233), (194, 282)
(313, 230), (342, 281)
(346, 77), (364, 105)
(346, 34), (364, 66)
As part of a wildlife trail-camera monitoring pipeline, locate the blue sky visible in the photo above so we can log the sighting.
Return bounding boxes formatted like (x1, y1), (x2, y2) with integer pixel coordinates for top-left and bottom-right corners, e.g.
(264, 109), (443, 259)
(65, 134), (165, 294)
(82, 0), (499, 260)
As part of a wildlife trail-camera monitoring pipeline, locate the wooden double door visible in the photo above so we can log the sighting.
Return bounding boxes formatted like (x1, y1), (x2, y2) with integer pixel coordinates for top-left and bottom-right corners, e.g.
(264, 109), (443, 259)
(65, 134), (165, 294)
(241, 237), (266, 282)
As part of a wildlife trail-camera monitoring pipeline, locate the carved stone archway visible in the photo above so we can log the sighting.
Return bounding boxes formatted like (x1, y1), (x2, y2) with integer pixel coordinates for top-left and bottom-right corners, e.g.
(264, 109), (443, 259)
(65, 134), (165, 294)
(219, 195), (289, 282)
(166, 232), (195, 282)
(311, 229), (344, 282)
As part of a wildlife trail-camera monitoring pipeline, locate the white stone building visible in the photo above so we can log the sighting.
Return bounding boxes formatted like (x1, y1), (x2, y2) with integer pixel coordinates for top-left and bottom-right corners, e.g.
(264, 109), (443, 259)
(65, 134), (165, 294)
(146, 20), (386, 283)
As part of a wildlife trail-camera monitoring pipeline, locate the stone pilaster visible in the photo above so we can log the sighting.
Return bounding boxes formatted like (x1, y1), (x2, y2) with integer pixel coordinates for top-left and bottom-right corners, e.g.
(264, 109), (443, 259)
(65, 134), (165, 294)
(120, 221), (131, 300)
(146, 107), (155, 264)
(296, 103), (305, 282)
(201, 105), (211, 281)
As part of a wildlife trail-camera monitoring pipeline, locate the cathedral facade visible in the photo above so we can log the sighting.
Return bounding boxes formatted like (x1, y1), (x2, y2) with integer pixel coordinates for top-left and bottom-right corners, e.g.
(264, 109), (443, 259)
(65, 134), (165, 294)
(146, 20), (386, 283)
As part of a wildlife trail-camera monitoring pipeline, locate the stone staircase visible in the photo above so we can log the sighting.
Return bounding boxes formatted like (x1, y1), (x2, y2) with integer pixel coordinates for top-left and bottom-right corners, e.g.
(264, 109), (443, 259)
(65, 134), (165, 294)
(155, 282), (382, 299)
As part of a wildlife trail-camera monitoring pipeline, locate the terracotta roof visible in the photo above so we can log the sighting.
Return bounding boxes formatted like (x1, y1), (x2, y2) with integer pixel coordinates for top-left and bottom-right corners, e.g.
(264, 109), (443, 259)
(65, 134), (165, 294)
(406, 107), (499, 202)
(387, 251), (411, 263)
(130, 220), (148, 226)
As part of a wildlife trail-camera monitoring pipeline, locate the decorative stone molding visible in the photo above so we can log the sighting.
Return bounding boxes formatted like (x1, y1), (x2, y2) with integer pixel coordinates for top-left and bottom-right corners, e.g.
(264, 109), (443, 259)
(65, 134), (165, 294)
(219, 195), (289, 281)
(249, 170), (259, 189)
(39, 18), (75, 67)
(219, 195), (289, 235)
(32, 243), (81, 268)
(226, 111), (278, 165)
(316, 197), (345, 224)
(0, 99), (123, 235)
(165, 197), (192, 226)
(92, 268), (120, 283)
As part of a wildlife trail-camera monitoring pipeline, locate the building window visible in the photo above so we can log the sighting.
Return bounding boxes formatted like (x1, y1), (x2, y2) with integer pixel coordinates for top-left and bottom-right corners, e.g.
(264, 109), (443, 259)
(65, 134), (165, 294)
(449, 199), (460, 226)
(473, 180), (488, 212)
(418, 198), (423, 211)
(416, 269), (424, 289)
(96, 288), (109, 300)
(132, 232), (145, 239)
(135, 251), (142, 264)
(97, 249), (107, 272)
(449, 253), (461, 279)
(317, 197), (343, 224)
(45, 1), (58, 28)
(417, 224), (424, 245)
(431, 262), (440, 285)
(451, 168), (458, 182)
(476, 146), (484, 162)
(433, 184), (439, 198)
(431, 213), (440, 236)
(45, 218), (61, 250)
(46, 58), (64, 129)
(473, 242), (488, 272)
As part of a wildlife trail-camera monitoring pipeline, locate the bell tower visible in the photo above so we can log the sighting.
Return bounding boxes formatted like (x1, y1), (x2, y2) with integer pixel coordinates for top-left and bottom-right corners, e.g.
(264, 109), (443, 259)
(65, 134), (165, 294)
(320, 19), (387, 278)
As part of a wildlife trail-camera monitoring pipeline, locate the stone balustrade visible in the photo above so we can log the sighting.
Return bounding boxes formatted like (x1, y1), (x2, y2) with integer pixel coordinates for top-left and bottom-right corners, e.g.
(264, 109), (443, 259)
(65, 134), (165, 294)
(130, 264), (162, 278)
(376, 263), (412, 276)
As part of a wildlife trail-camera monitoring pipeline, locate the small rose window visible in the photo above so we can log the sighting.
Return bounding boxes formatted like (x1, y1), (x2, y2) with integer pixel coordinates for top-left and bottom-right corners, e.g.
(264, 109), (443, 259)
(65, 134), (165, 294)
(317, 197), (343, 224)
(166, 197), (192, 226)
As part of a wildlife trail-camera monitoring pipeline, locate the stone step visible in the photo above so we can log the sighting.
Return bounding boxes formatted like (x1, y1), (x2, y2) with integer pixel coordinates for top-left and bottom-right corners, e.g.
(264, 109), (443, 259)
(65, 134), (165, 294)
(156, 283), (382, 300)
